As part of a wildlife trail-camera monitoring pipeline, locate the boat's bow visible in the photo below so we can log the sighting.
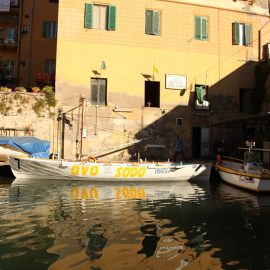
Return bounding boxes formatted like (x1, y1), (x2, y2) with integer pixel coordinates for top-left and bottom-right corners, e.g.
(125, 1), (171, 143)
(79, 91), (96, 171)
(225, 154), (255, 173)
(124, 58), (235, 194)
(192, 164), (207, 178)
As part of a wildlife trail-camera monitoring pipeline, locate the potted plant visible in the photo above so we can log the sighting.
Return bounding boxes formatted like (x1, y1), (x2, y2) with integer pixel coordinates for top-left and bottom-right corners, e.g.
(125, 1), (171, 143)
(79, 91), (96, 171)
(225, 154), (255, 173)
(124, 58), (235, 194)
(31, 86), (41, 93)
(14, 86), (27, 93)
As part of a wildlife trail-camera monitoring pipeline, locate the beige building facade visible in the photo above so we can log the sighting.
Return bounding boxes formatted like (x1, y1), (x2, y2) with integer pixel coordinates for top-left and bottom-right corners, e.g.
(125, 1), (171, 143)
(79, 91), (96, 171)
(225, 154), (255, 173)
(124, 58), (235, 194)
(56, 0), (270, 160)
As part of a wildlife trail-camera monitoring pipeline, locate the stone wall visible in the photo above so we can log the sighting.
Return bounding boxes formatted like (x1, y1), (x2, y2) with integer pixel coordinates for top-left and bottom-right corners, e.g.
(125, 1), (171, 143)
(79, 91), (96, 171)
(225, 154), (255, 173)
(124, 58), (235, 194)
(0, 92), (54, 148)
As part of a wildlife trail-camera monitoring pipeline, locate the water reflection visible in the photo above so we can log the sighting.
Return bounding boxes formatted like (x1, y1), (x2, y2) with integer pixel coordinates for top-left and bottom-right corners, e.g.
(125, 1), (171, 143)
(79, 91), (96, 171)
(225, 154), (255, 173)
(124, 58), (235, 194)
(1, 178), (270, 269)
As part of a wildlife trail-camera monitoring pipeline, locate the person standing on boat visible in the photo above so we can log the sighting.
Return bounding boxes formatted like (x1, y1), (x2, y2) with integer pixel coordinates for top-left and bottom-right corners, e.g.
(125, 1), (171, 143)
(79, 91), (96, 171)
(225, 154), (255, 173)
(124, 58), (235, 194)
(172, 135), (187, 162)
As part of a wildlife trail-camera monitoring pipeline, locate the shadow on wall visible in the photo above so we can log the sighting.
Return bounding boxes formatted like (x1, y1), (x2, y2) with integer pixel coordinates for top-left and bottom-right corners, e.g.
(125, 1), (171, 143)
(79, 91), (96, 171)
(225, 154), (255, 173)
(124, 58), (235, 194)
(128, 60), (257, 161)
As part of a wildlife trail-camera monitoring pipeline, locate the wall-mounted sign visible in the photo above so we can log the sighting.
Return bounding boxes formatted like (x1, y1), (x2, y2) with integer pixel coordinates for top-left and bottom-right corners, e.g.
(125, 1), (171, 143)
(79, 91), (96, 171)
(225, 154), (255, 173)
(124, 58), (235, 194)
(0, 0), (10, 12)
(165, 74), (187, 90)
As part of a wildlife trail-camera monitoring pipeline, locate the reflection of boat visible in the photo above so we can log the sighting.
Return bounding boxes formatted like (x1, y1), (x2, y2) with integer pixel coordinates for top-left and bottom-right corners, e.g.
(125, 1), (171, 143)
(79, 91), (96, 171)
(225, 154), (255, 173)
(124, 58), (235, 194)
(9, 156), (206, 181)
(0, 136), (50, 162)
(215, 180), (270, 209)
(216, 142), (270, 192)
(11, 179), (206, 202)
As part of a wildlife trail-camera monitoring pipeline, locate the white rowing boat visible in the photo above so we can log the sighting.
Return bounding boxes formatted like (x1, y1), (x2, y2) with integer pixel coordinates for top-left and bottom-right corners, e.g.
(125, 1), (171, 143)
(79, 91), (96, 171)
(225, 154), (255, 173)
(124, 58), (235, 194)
(216, 141), (270, 192)
(9, 156), (206, 181)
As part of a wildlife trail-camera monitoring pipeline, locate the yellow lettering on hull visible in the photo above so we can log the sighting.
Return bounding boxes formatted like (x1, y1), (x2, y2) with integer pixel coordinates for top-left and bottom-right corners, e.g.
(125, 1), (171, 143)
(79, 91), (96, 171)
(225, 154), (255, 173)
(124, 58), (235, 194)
(115, 166), (146, 178)
(70, 165), (99, 177)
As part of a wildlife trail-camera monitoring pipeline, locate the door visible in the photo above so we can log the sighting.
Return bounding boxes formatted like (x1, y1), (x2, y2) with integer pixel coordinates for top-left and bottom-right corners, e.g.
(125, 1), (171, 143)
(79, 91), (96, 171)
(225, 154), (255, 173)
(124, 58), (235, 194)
(192, 127), (210, 158)
(192, 127), (201, 158)
(145, 81), (160, 108)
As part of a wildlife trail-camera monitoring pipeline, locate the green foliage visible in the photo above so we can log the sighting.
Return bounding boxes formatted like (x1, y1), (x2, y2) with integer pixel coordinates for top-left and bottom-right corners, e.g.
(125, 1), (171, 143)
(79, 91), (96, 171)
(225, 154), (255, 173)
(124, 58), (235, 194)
(0, 86), (12, 93)
(32, 98), (46, 117)
(14, 92), (21, 100)
(42, 86), (57, 107)
(251, 62), (270, 114)
(14, 86), (27, 93)
(0, 100), (11, 115)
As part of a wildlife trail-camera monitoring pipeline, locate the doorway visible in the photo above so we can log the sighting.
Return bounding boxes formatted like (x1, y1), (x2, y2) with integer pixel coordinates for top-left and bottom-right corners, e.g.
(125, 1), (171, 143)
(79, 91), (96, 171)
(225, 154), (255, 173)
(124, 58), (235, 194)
(192, 127), (210, 158)
(145, 81), (160, 107)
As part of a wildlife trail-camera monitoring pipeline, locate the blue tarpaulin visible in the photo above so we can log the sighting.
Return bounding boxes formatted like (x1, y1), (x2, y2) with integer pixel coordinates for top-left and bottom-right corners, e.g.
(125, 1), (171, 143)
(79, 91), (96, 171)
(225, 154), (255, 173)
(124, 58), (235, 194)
(0, 136), (50, 158)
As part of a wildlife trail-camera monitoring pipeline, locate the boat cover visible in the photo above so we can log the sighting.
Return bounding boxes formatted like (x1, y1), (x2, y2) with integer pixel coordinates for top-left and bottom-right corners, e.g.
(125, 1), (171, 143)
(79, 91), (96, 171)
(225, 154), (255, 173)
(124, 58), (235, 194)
(0, 136), (50, 158)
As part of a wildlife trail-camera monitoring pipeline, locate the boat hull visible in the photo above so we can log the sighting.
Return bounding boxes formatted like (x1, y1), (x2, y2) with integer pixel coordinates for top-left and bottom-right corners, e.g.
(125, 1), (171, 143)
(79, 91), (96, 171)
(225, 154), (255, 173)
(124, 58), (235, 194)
(9, 156), (206, 182)
(216, 163), (270, 192)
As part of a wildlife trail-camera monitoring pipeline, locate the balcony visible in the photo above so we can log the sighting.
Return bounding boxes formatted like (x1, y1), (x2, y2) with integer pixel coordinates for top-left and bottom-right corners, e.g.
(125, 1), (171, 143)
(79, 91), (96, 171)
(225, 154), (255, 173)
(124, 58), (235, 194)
(0, 41), (17, 49)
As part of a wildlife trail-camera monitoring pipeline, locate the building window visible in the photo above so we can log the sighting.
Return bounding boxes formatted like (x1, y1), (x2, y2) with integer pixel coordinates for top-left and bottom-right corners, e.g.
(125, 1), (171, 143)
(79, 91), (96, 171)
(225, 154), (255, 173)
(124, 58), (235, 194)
(84, 3), (116, 30)
(145, 9), (160, 35)
(45, 59), (56, 75)
(194, 84), (210, 110)
(176, 118), (183, 126)
(4, 28), (16, 44)
(91, 78), (107, 105)
(232, 22), (252, 46)
(194, 16), (208, 40)
(240, 88), (252, 113)
(10, 0), (18, 7)
(2, 60), (14, 75)
(42, 21), (57, 38)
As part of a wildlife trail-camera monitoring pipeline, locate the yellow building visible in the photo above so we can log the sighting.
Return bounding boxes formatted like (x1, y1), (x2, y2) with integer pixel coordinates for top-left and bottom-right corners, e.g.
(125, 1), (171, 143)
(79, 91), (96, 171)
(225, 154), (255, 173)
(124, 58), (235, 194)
(55, 0), (270, 160)
(0, 0), (58, 87)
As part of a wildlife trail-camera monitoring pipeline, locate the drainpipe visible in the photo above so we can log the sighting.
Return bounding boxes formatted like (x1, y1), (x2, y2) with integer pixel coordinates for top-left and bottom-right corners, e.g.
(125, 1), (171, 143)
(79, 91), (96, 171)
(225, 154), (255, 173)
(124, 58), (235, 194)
(16, 0), (23, 85)
(26, 0), (34, 86)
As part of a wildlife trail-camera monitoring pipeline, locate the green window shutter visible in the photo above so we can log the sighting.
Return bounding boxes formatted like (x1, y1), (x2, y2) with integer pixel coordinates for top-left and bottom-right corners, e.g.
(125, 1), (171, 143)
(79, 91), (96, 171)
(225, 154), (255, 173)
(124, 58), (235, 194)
(201, 17), (208, 40)
(245, 24), (252, 46)
(84, 3), (93, 29)
(145, 10), (154, 34)
(152, 10), (160, 35)
(232, 22), (240, 45)
(108, 5), (116, 31)
(194, 16), (201, 40)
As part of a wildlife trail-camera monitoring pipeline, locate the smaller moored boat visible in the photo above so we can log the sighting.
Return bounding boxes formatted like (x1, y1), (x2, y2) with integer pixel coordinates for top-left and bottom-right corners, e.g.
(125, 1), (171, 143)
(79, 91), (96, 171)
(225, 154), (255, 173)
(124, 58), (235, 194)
(216, 141), (270, 192)
(0, 136), (50, 162)
(8, 156), (206, 182)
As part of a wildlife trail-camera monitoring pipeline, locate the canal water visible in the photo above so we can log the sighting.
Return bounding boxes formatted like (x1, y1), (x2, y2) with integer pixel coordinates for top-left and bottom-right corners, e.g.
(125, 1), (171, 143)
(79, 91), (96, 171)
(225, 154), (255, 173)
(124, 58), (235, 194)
(1, 175), (270, 270)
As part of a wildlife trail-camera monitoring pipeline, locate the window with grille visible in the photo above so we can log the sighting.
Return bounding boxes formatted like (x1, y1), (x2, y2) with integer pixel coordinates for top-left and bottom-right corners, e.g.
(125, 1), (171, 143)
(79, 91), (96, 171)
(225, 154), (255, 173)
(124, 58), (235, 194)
(91, 78), (107, 105)
(176, 118), (183, 126)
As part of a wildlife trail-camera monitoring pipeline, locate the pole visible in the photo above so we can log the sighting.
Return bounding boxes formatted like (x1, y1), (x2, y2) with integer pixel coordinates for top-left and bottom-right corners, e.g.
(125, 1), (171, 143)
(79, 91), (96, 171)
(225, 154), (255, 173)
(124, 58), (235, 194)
(79, 97), (85, 159)
(61, 112), (65, 159)
(258, 29), (261, 62)
(52, 106), (56, 159)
